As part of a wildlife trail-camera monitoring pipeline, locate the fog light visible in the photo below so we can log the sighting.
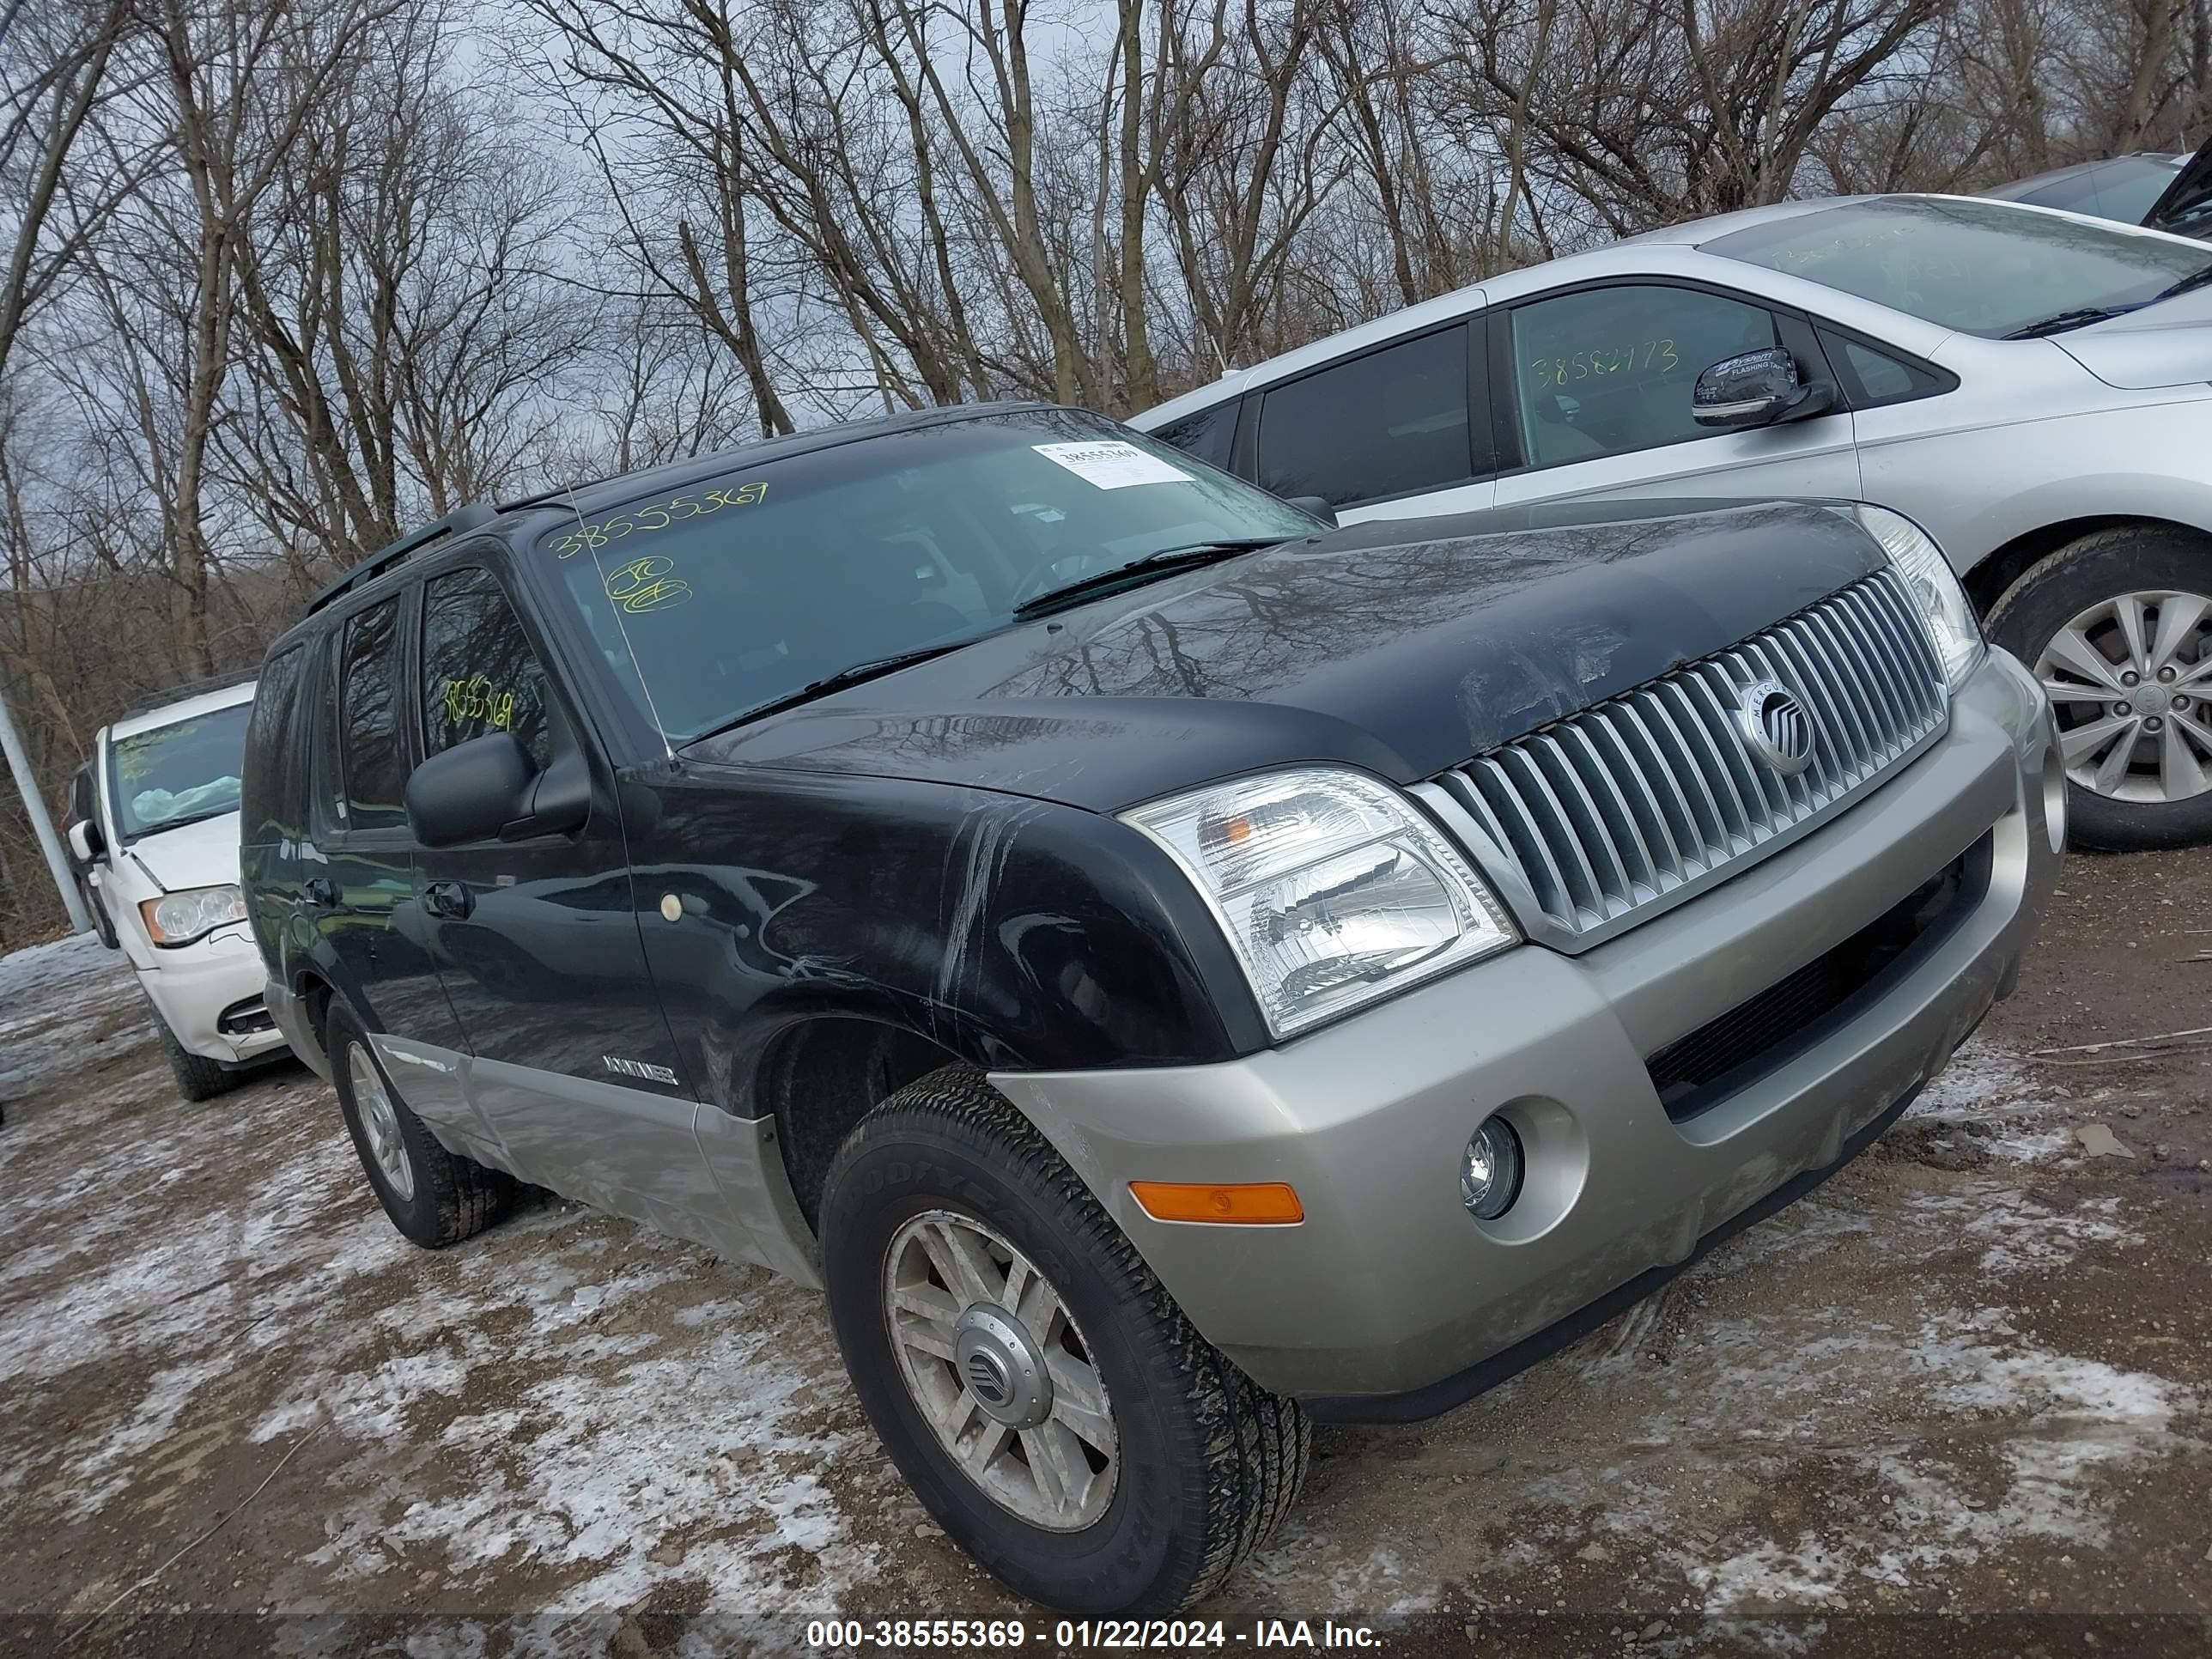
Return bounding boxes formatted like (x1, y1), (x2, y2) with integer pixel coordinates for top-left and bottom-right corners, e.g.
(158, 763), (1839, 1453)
(1460, 1115), (1524, 1220)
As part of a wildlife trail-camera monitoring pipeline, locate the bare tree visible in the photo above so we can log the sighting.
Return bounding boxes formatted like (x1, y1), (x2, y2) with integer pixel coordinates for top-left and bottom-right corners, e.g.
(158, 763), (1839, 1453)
(60, 0), (408, 671)
(0, 0), (137, 386)
(228, 0), (594, 568)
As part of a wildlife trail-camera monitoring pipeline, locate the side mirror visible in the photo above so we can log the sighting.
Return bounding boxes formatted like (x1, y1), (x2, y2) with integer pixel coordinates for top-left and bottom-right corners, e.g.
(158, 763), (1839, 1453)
(1692, 347), (1835, 429)
(67, 819), (101, 862)
(404, 732), (589, 848)
(1285, 494), (1339, 527)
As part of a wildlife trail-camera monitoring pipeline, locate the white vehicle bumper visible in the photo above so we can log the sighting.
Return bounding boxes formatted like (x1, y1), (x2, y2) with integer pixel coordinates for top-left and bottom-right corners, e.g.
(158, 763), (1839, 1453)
(137, 924), (289, 1066)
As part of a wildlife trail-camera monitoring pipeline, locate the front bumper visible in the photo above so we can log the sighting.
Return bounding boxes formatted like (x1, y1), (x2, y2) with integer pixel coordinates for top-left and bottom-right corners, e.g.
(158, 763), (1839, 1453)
(138, 925), (292, 1067)
(991, 648), (2062, 1414)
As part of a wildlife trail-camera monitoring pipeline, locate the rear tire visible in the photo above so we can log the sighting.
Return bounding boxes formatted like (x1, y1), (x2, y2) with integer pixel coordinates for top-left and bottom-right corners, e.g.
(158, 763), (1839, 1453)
(326, 1001), (513, 1248)
(819, 1066), (1310, 1613)
(151, 1005), (238, 1103)
(1986, 526), (2212, 850)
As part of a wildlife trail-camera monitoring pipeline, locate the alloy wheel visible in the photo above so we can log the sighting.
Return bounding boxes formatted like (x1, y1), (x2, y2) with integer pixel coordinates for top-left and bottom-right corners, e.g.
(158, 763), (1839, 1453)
(2034, 588), (2212, 802)
(882, 1209), (1117, 1531)
(349, 1046), (416, 1202)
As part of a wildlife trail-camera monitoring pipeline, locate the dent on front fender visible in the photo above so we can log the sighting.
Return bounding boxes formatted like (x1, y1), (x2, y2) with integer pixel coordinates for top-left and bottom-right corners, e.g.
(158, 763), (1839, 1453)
(624, 766), (1262, 1119)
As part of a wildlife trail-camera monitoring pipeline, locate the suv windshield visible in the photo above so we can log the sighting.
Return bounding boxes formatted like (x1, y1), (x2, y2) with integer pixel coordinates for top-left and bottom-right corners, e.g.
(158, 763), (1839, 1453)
(541, 409), (1319, 741)
(1706, 196), (2212, 337)
(109, 702), (252, 841)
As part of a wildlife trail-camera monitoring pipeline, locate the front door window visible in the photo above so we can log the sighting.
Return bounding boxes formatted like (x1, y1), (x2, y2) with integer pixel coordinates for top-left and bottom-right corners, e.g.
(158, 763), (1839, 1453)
(1507, 285), (1778, 470)
(420, 567), (554, 768)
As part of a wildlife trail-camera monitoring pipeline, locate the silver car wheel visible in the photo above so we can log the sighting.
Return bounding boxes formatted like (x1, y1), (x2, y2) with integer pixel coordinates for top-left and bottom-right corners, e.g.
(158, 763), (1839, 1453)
(2035, 587), (2212, 803)
(883, 1209), (1117, 1532)
(349, 1046), (416, 1202)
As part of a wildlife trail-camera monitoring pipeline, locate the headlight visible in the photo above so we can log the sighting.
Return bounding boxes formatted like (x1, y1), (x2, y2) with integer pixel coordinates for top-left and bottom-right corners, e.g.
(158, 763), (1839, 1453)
(1123, 767), (1518, 1039)
(1855, 504), (1982, 690)
(141, 884), (248, 947)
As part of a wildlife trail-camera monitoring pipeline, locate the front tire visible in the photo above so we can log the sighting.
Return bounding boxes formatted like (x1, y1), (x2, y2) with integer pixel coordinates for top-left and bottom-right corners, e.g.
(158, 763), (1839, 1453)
(82, 880), (118, 950)
(1986, 526), (2212, 850)
(326, 1002), (513, 1248)
(820, 1066), (1310, 1613)
(151, 1004), (238, 1102)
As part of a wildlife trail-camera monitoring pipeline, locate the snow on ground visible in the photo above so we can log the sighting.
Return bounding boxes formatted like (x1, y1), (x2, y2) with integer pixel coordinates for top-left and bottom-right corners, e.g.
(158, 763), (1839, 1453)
(2, 927), (2206, 1648)
(0, 934), (888, 1640)
(1904, 1034), (2179, 1167)
(0, 931), (126, 1100)
(1903, 1036), (2081, 1162)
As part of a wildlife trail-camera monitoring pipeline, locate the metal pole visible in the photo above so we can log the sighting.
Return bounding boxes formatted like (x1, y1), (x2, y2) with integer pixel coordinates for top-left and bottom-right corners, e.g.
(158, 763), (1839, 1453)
(0, 676), (89, 935)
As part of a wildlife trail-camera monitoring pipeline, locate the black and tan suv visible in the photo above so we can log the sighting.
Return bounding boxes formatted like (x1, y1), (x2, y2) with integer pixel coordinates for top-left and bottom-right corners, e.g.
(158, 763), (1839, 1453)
(243, 402), (2061, 1613)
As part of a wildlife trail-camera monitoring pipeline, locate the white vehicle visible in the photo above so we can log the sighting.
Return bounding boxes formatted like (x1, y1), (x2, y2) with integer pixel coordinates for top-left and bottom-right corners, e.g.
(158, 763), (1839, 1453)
(69, 673), (289, 1098)
(1130, 192), (2212, 850)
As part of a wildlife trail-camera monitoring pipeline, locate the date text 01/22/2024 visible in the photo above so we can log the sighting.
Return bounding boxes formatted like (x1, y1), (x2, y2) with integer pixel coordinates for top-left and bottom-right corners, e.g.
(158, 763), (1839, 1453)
(803, 1620), (1382, 1650)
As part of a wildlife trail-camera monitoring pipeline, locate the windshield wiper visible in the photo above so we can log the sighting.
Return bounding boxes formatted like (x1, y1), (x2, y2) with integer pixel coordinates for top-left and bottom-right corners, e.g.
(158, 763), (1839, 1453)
(693, 641), (975, 739)
(1011, 538), (1287, 619)
(2150, 263), (2212, 302)
(130, 805), (235, 839)
(2002, 303), (2148, 338)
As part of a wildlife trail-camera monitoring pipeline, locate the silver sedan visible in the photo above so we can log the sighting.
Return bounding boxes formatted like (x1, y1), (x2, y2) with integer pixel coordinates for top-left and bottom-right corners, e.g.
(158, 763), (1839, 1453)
(1131, 193), (2212, 849)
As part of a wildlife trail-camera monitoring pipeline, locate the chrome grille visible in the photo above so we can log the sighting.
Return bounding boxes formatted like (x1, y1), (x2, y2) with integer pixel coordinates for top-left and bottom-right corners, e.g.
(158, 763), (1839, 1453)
(1431, 569), (1948, 945)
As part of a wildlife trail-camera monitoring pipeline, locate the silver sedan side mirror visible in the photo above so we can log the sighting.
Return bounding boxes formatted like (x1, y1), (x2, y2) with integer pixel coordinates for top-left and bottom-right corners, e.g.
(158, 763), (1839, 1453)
(1692, 347), (1834, 429)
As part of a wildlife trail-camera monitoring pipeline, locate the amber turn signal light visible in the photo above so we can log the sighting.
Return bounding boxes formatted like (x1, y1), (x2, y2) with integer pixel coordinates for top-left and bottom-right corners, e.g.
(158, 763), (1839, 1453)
(1128, 1181), (1304, 1224)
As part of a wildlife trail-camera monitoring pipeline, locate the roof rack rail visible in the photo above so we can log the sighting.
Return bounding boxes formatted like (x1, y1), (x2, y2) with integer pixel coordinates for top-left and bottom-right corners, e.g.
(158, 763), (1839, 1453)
(304, 503), (499, 617)
(119, 665), (261, 721)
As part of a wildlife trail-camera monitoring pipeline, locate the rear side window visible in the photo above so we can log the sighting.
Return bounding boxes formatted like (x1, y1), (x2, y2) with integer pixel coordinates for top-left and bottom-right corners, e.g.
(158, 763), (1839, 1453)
(1150, 401), (1239, 471)
(420, 567), (552, 769)
(337, 597), (410, 831)
(1257, 324), (1478, 507)
(241, 645), (309, 844)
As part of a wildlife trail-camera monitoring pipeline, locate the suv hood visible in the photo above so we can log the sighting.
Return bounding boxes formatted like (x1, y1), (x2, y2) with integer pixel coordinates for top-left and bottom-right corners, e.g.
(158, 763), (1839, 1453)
(125, 810), (244, 890)
(683, 500), (1885, 813)
(2054, 287), (2212, 387)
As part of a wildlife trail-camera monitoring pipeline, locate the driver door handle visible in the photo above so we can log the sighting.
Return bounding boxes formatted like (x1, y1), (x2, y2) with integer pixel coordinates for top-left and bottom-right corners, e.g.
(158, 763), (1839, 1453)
(423, 880), (474, 921)
(304, 876), (339, 910)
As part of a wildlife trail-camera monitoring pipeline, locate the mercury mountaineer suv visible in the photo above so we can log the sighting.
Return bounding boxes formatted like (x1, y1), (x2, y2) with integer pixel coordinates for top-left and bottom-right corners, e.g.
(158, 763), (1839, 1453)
(240, 403), (2061, 1613)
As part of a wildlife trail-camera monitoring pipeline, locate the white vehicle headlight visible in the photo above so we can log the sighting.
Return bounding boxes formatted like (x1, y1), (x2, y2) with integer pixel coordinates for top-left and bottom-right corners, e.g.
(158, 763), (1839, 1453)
(1856, 504), (1982, 690)
(1123, 768), (1518, 1039)
(141, 884), (248, 947)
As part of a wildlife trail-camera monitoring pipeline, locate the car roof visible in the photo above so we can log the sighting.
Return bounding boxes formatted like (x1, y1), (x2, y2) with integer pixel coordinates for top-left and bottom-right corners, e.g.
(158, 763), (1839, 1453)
(109, 677), (257, 741)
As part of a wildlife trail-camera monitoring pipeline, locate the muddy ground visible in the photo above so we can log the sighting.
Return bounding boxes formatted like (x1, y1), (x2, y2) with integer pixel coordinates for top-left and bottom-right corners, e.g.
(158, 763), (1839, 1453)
(2, 848), (2209, 1659)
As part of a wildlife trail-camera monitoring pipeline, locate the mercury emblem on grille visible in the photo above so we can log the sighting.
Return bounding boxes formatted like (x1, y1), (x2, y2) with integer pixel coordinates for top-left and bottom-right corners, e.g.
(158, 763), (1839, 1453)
(1737, 678), (1815, 775)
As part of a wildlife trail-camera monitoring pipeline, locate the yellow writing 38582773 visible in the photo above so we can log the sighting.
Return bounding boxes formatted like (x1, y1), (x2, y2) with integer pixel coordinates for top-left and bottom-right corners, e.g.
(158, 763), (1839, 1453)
(1523, 338), (1677, 387)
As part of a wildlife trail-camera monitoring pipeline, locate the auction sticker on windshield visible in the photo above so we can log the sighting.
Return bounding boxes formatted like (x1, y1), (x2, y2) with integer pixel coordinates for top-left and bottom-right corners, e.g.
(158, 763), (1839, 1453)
(1032, 440), (1193, 489)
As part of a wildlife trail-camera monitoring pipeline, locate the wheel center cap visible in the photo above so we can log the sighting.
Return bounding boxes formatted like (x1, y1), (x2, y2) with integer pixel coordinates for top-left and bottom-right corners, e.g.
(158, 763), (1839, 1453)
(2136, 684), (2172, 715)
(952, 1304), (1053, 1429)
